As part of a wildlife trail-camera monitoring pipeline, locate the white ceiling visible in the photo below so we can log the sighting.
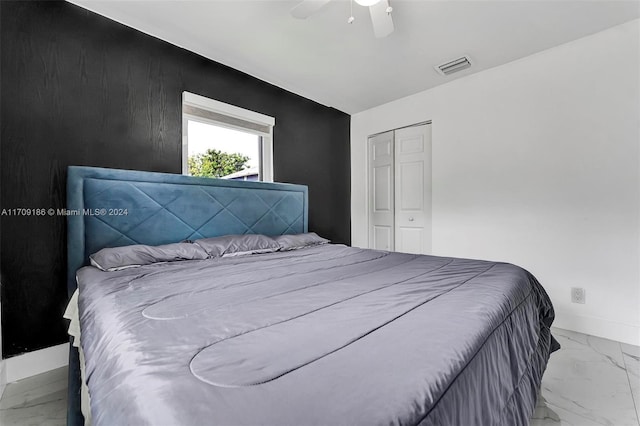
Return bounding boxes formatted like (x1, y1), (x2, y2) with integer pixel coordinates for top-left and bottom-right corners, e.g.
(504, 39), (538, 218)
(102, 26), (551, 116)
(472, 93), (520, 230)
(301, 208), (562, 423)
(69, 0), (639, 114)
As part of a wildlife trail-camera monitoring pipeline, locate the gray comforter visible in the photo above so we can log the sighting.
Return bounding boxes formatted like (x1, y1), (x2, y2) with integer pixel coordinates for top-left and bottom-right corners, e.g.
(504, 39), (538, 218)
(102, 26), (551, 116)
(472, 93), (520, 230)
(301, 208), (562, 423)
(77, 244), (557, 426)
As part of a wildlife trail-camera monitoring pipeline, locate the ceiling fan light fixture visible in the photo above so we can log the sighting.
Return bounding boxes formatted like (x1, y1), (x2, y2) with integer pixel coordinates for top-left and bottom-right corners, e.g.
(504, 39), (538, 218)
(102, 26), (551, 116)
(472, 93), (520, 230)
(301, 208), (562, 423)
(354, 0), (381, 6)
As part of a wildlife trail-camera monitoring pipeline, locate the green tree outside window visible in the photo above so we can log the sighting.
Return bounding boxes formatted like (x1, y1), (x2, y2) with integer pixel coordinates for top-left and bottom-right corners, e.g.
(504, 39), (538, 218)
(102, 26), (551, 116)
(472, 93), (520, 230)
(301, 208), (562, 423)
(188, 149), (250, 178)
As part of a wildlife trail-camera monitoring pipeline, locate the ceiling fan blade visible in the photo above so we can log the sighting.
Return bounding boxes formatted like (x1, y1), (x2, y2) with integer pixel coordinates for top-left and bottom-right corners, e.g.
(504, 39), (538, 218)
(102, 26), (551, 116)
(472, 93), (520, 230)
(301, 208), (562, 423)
(369, 0), (394, 38)
(291, 0), (332, 19)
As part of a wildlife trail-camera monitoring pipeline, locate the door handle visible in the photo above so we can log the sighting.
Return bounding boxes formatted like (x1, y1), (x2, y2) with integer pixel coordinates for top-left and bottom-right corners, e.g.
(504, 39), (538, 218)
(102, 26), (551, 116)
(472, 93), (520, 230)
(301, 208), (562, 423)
(408, 217), (414, 222)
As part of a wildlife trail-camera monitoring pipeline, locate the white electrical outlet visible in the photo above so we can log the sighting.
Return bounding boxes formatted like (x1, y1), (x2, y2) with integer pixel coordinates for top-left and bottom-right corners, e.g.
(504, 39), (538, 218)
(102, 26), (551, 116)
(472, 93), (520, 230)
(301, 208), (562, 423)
(571, 287), (586, 304)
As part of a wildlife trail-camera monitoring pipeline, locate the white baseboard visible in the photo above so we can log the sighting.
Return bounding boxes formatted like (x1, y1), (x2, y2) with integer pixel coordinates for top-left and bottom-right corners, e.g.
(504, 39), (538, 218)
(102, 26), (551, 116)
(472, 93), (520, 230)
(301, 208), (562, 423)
(0, 360), (6, 399)
(5, 343), (69, 383)
(553, 312), (640, 346)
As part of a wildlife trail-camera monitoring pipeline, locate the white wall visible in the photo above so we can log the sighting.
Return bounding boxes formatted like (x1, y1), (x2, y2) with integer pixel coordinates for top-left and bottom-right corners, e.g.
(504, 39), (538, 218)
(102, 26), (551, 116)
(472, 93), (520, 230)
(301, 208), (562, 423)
(351, 19), (640, 345)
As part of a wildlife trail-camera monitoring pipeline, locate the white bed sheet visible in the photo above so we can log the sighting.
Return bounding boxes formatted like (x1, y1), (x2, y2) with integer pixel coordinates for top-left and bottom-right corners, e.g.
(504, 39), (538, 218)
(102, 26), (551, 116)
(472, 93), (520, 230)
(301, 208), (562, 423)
(63, 289), (92, 426)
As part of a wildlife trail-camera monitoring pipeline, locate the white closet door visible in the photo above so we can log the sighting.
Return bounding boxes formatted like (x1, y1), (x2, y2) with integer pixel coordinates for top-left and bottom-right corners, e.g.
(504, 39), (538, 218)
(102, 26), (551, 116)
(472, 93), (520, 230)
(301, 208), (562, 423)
(394, 124), (432, 254)
(368, 131), (395, 251)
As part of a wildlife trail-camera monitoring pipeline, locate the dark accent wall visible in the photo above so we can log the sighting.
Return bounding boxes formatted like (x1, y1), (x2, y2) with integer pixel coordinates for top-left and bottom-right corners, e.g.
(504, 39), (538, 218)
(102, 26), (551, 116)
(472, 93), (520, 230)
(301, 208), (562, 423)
(0, 1), (351, 357)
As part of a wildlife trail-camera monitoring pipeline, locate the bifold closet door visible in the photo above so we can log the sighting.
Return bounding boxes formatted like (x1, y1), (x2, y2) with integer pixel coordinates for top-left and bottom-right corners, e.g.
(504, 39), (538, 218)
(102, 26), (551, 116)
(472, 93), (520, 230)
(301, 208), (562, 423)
(368, 131), (395, 251)
(368, 124), (431, 254)
(394, 124), (432, 255)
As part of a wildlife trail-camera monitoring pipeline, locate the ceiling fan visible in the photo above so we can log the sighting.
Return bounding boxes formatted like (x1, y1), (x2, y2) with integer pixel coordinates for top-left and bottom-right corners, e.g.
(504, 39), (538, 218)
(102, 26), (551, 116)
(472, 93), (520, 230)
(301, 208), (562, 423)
(291, 0), (395, 38)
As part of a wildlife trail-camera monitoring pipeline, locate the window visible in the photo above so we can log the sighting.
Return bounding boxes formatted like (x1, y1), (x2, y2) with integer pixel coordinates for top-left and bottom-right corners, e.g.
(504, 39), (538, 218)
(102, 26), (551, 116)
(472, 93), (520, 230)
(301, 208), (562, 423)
(182, 92), (275, 182)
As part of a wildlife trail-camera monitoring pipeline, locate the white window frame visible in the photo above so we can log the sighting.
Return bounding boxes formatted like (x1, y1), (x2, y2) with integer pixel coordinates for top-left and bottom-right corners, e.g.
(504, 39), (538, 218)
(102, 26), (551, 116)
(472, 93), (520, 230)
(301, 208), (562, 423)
(182, 91), (275, 182)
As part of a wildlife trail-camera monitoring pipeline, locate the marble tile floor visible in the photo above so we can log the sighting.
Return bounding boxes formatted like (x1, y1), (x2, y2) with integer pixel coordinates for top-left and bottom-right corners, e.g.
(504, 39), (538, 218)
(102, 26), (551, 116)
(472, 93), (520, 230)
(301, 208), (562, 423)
(0, 327), (638, 426)
(0, 366), (67, 426)
(531, 328), (640, 426)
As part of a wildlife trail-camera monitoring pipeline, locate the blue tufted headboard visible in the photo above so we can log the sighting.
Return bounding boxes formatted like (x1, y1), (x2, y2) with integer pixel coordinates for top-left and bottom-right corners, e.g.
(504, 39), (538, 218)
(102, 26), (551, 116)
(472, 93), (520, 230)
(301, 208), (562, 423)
(66, 166), (308, 296)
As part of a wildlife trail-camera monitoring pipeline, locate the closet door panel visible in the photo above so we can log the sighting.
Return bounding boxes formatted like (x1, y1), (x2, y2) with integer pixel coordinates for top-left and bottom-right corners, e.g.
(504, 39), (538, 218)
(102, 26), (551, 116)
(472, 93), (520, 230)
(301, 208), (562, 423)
(374, 165), (392, 211)
(398, 161), (424, 211)
(394, 124), (432, 255)
(396, 227), (423, 255)
(373, 225), (392, 252)
(368, 131), (395, 251)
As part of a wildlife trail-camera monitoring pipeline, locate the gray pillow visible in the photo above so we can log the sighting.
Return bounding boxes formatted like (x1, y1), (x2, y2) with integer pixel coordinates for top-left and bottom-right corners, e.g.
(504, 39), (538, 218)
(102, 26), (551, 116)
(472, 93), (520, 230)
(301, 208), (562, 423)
(274, 232), (330, 251)
(90, 242), (209, 271)
(194, 234), (280, 258)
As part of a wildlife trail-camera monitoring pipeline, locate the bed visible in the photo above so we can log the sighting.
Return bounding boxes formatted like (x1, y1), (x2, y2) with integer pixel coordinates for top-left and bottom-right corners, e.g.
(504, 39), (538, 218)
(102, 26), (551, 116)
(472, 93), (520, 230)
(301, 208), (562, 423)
(66, 166), (558, 426)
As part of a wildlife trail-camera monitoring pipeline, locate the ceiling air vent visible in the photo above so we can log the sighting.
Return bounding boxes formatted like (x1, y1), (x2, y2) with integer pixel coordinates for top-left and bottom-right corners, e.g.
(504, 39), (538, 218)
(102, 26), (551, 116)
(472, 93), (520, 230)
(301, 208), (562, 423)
(435, 56), (472, 76)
